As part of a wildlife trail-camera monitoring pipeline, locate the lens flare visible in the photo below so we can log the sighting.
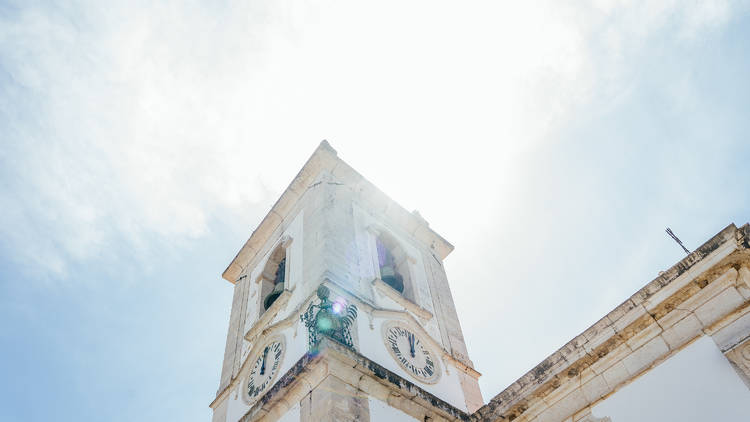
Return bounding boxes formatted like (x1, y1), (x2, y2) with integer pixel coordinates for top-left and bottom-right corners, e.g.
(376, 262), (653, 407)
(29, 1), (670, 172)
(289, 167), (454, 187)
(331, 298), (346, 314)
(317, 316), (332, 331)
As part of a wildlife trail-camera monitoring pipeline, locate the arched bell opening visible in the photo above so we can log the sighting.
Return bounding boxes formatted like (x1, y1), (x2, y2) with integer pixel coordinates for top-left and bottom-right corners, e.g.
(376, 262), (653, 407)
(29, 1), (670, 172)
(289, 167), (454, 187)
(259, 246), (287, 315)
(375, 234), (413, 301)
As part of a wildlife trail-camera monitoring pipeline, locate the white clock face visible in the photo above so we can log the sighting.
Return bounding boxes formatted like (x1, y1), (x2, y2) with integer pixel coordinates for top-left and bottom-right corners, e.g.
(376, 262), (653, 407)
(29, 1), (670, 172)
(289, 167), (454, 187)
(383, 322), (440, 384)
(246, 336), (285, 403)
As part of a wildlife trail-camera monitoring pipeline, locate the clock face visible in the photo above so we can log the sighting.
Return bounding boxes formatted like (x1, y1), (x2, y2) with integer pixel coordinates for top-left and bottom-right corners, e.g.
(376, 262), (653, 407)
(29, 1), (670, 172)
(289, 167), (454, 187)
(382, 322), (440, 384)
(246, 336), (285, 403)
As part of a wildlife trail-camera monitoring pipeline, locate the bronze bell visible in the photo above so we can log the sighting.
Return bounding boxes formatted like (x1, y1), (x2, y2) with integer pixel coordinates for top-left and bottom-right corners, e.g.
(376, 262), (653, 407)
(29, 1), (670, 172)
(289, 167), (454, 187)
(264, 281), (285, 310)
(380, 265), (404, 293)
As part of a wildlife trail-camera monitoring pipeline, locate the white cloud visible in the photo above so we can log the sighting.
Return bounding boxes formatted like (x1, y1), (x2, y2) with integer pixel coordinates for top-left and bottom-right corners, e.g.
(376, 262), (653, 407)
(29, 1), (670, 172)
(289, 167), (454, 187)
(0, 0), (743, 282)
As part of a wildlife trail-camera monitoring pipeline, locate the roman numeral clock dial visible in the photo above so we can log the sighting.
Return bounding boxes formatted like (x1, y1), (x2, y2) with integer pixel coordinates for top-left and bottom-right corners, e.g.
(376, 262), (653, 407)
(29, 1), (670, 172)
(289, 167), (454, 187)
(245, 336), (286, 404)
(382, 322), (441, 384)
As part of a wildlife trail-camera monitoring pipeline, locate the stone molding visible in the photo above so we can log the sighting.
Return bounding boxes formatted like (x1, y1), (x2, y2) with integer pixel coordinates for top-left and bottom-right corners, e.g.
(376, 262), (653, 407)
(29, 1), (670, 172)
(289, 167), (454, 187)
(474, 223), (750, 422)
(711, 292), (750, 389)
(372, 277), (434, 320)
(243, 290), (294, 342)
(240, 337), (472, 422)
(724, 337), (750, 388)
(212, 280), (481, 410)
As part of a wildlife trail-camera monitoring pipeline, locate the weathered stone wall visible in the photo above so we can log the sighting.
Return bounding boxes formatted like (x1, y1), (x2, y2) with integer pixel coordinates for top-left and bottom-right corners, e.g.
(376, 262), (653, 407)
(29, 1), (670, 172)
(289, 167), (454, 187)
(300, 375), (370, 422)
(368, 396), (419, 421)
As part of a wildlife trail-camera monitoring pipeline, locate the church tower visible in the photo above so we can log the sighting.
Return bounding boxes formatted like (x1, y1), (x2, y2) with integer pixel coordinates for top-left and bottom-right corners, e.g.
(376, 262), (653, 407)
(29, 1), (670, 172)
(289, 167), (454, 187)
(210, 141), (483, 422)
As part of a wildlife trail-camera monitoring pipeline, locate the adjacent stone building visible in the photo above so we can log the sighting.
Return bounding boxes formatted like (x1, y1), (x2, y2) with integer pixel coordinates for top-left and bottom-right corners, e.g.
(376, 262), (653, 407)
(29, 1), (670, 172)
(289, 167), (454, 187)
(210, 142), (750, 422)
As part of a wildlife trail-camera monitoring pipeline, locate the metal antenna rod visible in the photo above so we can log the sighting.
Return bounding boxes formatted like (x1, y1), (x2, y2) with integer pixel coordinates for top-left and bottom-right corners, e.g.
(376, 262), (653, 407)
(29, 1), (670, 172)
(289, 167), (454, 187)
(665, 227), (690, 255)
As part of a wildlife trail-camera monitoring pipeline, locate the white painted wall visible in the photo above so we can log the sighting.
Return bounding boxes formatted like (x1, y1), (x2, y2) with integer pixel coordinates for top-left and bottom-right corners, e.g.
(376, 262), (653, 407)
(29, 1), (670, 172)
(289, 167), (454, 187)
(368, 397), (419, 421)
(593, 336), (750, 421)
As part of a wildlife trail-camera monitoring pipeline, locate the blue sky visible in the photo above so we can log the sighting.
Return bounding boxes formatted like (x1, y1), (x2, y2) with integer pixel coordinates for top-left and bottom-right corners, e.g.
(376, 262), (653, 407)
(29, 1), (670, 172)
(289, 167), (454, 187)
(1, 1), (750, 421)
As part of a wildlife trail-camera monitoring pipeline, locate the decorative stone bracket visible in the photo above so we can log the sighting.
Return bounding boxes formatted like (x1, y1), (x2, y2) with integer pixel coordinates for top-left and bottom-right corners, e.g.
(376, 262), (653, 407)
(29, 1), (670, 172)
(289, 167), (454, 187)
(724, 338), (750, 388)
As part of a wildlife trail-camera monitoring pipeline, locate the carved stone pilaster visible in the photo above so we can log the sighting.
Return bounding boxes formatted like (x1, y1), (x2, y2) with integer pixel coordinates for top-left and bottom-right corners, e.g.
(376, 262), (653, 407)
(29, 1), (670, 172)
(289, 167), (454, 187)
(724, 337), (750, 389)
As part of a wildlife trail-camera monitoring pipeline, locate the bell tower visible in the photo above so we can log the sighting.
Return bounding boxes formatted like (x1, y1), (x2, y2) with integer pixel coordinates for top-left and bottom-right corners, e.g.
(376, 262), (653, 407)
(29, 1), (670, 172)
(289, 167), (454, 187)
(210, 141), (483, 422)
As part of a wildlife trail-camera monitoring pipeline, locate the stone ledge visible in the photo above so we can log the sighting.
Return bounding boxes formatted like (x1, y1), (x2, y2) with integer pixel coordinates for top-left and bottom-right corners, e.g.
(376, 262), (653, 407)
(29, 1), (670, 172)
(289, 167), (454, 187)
(239, 337), (472, 422)
(243, 290), (293, 342)
(372, 278), (434, 320)
(475, 223), (750, 422)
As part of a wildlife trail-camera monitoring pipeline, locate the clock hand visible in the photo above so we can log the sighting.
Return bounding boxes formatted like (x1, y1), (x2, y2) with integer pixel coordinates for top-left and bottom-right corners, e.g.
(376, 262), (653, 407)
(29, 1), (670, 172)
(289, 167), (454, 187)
(260, 346), (269, 376)
(408, 333), (415, 358)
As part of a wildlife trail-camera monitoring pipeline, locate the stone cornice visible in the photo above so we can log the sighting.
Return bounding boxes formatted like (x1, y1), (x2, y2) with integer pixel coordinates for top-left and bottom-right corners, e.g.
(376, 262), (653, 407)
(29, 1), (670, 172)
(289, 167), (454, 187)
(221, 140), (454, 284)
(240, 337), (472, 422)
(475, 223), (750, 422)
